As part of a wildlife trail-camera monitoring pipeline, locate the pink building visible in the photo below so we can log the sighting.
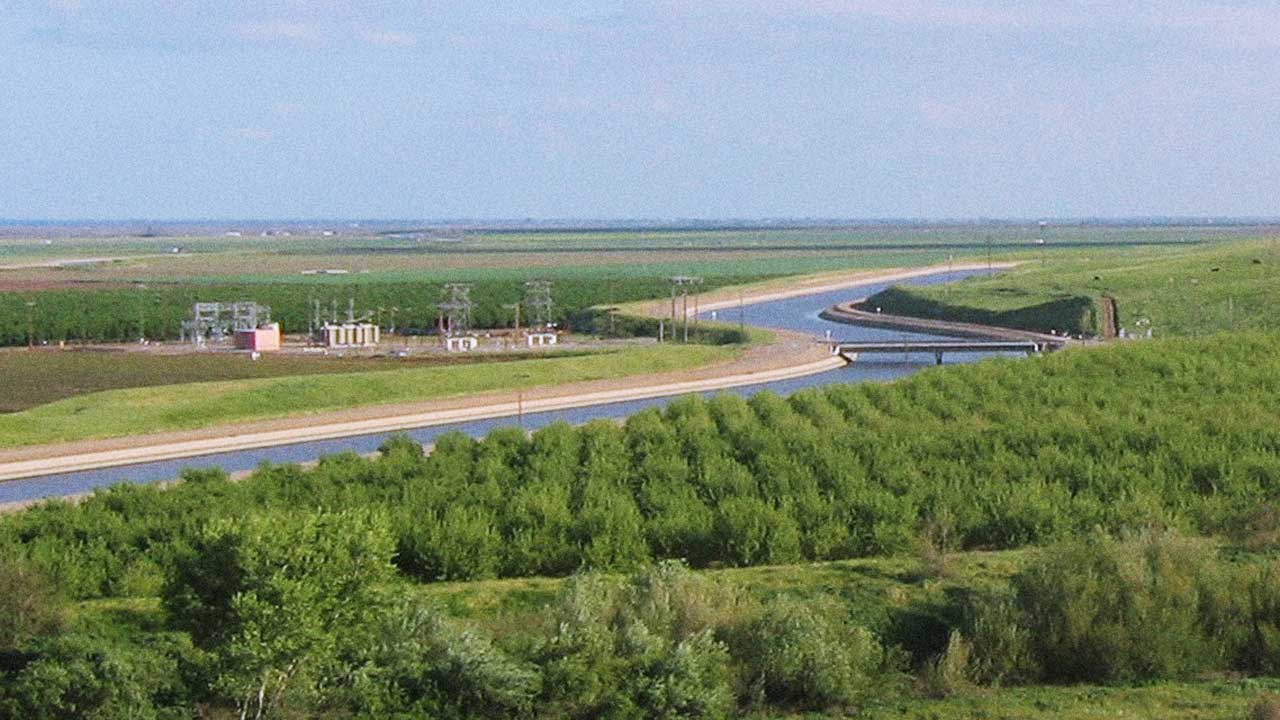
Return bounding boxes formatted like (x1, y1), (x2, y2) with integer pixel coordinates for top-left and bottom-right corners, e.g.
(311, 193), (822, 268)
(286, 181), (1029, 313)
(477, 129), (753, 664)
(235, 323), (281, 352)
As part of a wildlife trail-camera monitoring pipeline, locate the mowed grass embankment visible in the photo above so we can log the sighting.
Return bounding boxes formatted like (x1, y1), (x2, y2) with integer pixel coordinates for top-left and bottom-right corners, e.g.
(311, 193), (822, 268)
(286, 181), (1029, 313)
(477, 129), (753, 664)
(0, 343), (737, 448)
(0, 348), (609, 413)
(864, 238), (1280, 337)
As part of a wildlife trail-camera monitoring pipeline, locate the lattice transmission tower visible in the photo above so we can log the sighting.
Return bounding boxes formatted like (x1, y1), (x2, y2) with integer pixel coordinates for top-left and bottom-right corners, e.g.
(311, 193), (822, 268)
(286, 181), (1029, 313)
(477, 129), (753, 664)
(437, 283), (474, 336)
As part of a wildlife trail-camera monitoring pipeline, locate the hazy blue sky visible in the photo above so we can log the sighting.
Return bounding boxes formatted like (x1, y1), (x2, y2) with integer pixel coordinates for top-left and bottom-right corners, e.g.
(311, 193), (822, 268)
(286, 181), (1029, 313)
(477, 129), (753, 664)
(2, 1), (1278, 219)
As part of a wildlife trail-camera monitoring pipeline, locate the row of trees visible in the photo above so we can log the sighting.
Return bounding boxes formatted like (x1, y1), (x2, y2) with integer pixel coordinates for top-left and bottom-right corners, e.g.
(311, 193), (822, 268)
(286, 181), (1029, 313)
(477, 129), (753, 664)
(0, 275), (762, 346)
(3, 333), (1278, 600)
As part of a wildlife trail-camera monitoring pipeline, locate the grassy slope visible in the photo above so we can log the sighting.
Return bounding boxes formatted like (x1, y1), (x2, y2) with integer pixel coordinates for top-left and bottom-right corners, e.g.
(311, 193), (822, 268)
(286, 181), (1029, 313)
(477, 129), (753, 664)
(858, 681), (1280, 720)
(0, 343), (736, 448)
(865, 239), (1280, 336)
(0, 348), (604, 413)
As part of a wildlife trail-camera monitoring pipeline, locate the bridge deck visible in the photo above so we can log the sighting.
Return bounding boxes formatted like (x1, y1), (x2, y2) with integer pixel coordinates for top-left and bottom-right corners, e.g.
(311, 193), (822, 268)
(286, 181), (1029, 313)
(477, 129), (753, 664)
(831, 340), (1046, 353)
(829, 339), (1056, 364)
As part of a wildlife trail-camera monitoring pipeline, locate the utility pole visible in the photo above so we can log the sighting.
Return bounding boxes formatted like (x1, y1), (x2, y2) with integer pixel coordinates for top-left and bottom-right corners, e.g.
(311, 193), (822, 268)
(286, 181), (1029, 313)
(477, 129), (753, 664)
(739, 293), (745, 336)
(1191, 278), (1201, 336)
(682, 292), (689, 342)
(668, 275), (703, 343)
(137, 286), (147, 343)
(25, 300), (36, 349)
(670, 284), (677, 335)
(515, 372), (531, 428)
(1038, 220), (1048, 266)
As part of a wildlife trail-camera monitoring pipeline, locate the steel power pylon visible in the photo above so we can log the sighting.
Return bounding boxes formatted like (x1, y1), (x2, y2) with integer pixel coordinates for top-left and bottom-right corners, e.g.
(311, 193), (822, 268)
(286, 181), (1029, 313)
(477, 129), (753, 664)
(437, 283), (474, 336)
(524, 280), (554, 330)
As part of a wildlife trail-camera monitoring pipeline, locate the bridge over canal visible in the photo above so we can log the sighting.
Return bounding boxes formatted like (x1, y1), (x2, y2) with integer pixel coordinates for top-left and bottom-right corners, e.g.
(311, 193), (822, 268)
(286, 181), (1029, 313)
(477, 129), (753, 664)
(828, 339), (1061, 365)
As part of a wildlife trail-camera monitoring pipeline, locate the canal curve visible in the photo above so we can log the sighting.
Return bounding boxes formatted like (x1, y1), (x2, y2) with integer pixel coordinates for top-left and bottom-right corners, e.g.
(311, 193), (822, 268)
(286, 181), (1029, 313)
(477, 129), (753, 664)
(1, 268), (1001, 504)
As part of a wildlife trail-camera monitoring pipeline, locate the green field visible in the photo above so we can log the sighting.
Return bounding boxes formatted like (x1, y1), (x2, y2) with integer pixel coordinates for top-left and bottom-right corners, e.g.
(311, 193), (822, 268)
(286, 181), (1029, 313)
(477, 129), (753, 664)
(865, 238), (1280, 337)
(0, 222), (1236, 258)
(0, 348), (611, 414)
(0, 343), (736, 448)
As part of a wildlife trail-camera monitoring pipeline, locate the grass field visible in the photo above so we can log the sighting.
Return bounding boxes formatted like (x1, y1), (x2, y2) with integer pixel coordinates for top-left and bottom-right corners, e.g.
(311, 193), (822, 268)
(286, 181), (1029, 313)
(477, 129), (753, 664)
(0, 347), (608, 414)
(0, 343), (737, 448)
(865, 238), (1280, 336)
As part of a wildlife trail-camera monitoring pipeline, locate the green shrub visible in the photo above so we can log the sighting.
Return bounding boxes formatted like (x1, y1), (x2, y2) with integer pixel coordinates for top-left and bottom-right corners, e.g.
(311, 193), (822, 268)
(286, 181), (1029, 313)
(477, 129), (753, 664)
(712, 497), (801, 567)
(1249, 694), (1280, 720)
(163, 510), (396, 718)
(1011, 529), (1224, 682)
(539, 565), (735, 719)
(964, 589), (1037, 686)
(733, 595), (883, 711)
(1203, 560), (1280, 676)
(919, 630), (972, 698)
(0, 556), (65, 653)
(351, 597), (541, 718)
(0, 633), (192, 720)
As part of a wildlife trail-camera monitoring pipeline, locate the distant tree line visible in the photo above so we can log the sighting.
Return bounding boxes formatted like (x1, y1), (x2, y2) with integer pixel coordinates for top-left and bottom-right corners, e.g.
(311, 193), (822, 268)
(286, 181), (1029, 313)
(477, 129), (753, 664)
(0, 275), (768, 346)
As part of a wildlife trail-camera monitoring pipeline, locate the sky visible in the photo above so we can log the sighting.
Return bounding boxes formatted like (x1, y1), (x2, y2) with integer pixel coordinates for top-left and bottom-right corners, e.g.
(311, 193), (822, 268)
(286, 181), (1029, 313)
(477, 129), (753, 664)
(1, 1), (1278, 220)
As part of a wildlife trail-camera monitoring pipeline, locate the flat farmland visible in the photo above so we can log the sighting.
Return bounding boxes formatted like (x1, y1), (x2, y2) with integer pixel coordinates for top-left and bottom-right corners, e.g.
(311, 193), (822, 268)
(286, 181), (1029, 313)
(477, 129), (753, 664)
(1, 248), (955, 286)
(0, 222), (1237, 287)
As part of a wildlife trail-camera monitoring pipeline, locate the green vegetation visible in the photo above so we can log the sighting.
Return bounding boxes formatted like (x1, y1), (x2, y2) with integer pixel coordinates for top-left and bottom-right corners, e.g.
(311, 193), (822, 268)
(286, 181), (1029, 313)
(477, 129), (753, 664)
(0, 343), (736, 448)
(0, 275), (770, 347)
(3, 222), (1244, 347)
(0, 348), (615, 413)
(3, 333), (1280, 715)
(4, 223), (1279, 716)
(865, 239), (1280, 336)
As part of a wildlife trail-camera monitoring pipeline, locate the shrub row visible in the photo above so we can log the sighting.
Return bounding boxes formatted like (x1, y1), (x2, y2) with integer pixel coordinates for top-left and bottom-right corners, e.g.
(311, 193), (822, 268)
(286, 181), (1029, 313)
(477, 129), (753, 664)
(3, 333), (1279, 599)
(7, 523), (1280, 718)
(1, 514), (886, 719)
